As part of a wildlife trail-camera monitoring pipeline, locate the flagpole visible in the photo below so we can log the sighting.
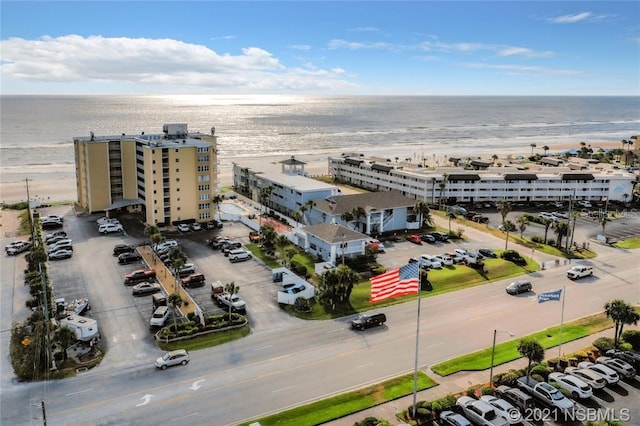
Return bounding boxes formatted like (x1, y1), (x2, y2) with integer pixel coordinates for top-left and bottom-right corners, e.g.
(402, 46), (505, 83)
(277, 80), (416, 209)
(557, 286), (566, 361)
(411, 272), (422, 418)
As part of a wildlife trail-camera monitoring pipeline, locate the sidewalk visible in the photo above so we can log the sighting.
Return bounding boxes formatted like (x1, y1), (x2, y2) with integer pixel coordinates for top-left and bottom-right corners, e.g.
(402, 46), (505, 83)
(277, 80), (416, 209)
(324, 328), (636, 426)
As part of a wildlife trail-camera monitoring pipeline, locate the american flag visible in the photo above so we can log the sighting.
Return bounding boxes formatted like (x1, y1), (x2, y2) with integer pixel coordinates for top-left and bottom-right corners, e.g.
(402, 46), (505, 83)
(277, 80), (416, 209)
(370, 262), (420, 303)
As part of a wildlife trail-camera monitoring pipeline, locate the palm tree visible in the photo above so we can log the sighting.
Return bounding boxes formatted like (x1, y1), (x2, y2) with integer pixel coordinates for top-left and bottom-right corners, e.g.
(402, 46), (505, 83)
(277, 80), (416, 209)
(351, 206), (367, 233)
(501, 220), (516, 250)
(517, 338), (545, 377)
(144, 224), (161, 249)
(542, 145), (550, 156)
(491, 154), (498, 165)
(413, 201), (431, 228)
(540, 218), (552, 245)
(554, 221), (569, 249)
(224, 281), (240, 318)
(517, 215), (528, 238)
(304, 200), (316, 224)
(260, 224), (277, 251)
(53, 326), (76, 362)
(497, 199), (512, 224)
(168, 293), (183, 332)
(430, 177), (437, 205)
(258, 185), (274, 225)
(171, 255), (185, 293)
(298, 205), (308, 225)
(438, 174), (448, 207)
(213, 194), (223, 221)
(530, 143), (537, 155)
(275, 235), (289, 265)
(447, 211), (456, 233)
(604, 299), (640, 348)
(599, 216), (608, 242)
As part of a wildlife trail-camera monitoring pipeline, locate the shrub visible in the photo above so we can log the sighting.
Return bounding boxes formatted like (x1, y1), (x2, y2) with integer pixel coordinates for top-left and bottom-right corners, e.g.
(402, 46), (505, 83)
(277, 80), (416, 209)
(293, 297), (311, 313)
(501, 250), (526, 265)
(530, 364), (550, 380)
(531, 373), (544, 383)
(531, 235), (544, 244)
(593, 337), (615, 353)
(573, 350), (590, 362)
(622, 330), (640, 350)
(494, 370), (519, 387)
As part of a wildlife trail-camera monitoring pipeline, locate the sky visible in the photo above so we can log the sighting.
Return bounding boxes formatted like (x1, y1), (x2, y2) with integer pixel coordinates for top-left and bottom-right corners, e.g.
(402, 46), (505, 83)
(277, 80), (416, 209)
(1, 1), (639, 96)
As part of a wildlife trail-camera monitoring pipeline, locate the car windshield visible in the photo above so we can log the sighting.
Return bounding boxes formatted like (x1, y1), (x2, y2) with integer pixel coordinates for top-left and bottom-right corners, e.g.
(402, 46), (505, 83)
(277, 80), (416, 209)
(162, 353), (171, 361)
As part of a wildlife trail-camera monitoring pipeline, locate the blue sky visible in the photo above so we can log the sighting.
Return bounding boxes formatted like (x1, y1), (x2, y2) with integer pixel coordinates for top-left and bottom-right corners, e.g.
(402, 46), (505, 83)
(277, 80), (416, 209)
(1, 1), (638, 96)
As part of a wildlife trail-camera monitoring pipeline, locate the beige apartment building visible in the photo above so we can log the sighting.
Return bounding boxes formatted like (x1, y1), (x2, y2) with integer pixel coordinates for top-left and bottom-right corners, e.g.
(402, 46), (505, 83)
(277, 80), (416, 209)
(74, 123), (219, 226)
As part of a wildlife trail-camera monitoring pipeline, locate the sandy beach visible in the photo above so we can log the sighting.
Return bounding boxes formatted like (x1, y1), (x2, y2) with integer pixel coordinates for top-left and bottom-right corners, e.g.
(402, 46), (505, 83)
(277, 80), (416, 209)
(0, 140), (626, 205)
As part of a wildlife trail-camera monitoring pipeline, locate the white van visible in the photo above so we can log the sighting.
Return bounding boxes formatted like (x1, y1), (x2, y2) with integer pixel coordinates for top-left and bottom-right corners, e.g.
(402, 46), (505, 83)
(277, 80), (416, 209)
(149, 306), (170, 329)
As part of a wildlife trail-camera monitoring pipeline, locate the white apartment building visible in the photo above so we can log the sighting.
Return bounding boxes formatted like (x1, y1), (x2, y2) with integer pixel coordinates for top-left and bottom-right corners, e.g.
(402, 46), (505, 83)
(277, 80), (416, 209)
(328, 156), (636, 205)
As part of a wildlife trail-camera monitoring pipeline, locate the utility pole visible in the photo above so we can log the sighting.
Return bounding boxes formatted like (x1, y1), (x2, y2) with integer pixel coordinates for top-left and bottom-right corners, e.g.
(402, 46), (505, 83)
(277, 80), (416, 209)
(25, 178), (34, 239)
(40, 264), (55, 372)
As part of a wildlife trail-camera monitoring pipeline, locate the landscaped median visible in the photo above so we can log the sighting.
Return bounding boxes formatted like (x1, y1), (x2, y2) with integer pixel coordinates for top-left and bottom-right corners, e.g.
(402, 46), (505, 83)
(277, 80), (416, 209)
(431, 311), (619, 376)
(239, 372), (437, 426)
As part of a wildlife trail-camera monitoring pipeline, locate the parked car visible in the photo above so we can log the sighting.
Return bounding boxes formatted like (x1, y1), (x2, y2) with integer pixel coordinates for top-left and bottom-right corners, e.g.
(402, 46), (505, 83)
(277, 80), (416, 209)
(181, 272), (206, 288)
(505, 280), (532, 295)
(577, 200), (593, 208)
(46, 235), (69, 246)
(155, 349), (190, 370)
(420, 234), (436, 244)
(435, 254), (454, 267)
(113, 244), (135, 256)
(430, 231), (450, 241)
(367, 239), (385, 253)
(605, 349), (640, 369)
(177, 223), (190, 232)
(350, 312), (387, 330)
(222, 241), (243, 255)
(548, 372), (593, 399)
(282, 282), (306, 294)
(444, 251), (465, 264)
(42, 214), (64, 223)
(596, 356), (636, 378)
(156, 240), (179, 251)
(118, 252), (142, 264)
(478, 248), (498, 258)
(577, 361), (619, 384)
(96, 217), (120, 226)
(41, 219), (63, 229)
(124, 269), (157, 285)
(191, 223), (202, 231)
(420, 254), (443, 269)
(206, 220), (223, 230)
(47, 242), (73, 254)
(228, 248), (252, 263)
(176, 263), (196, 277)
(49, 249), (73, 260)
(456, 396), (509, 426)
(406, 234), (422, 245)
(5, 241), (32, 256)
(132, 281), (162, 296)
(564, 366), (607, 390)
(439, 410), (472, 426)
(149, 305), (170, 329)
(44, 231), (67, 241)
(99, 223), (124, 234)
(479, 395), (522, 425)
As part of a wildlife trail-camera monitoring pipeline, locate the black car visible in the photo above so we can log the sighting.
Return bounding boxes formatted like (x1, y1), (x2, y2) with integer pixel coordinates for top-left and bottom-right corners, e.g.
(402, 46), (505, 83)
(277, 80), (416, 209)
(506, 280), (532, 295)
(118, 252), (142, 264)
(350, 312), (387, 330)
(430, 232), (449, 241)
(606, 349), (640, 369)
(113, 244), (135, 256)
(41, 220), (63, 230)
(420, 234), (436, 244)
(478, 248), (498, 258)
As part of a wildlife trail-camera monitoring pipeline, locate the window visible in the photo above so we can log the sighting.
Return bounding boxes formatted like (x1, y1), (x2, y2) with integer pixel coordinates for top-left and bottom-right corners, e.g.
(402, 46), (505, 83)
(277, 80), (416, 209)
(175, 158), (179, 163)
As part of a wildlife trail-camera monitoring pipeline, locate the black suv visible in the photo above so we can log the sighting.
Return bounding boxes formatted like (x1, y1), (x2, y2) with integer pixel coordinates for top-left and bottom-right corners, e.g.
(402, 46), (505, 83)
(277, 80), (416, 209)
(351, 312), (387, 330)
(118, 252), (142, 264)
(113, 244), (135, 256)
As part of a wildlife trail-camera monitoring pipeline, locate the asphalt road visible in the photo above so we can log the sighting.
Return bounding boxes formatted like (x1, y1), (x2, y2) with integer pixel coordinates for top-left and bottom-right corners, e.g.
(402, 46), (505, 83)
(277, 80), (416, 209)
(1, 206), (639, 425)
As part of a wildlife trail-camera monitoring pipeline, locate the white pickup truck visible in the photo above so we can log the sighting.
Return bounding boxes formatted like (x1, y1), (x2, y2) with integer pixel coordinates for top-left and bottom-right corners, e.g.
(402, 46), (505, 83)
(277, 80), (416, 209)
(567, 265), (594, 280)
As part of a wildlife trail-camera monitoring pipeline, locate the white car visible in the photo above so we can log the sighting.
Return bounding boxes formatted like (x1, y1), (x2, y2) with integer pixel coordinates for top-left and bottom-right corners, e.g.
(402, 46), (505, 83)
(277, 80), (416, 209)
(228, 248), (252, 263)
(538, 212), (557, 221)
(155, 349), (190, 370)
(548, 372), (593, 399)
(456, 396), (509, 426)
(156, 239), (179, 251)
(177, 223), (190, 232)
(578, 361), (619, 384)
(564, 366), (607, 390)
(191, 223), (202, 231)
(479, 395), (522, 425)
(435, 255), (454, 266)
(420, 254), (443, 269)
(577, 200), (593, 208)
(99, 223), (124, 234)
(42, 214), (64, 223)
(596, 356), (636, 378)
(49, 249), (73, 260)
(96, 217), (120, 226)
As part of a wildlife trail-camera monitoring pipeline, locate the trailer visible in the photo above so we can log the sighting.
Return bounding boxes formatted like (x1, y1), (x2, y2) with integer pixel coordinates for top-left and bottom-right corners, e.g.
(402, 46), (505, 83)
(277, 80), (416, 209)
(59, 315), (99, 343)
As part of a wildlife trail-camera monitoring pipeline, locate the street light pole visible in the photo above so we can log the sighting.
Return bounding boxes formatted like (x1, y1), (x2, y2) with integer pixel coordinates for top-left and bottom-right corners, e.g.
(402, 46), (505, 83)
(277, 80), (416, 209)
(489, 329), (514, 388)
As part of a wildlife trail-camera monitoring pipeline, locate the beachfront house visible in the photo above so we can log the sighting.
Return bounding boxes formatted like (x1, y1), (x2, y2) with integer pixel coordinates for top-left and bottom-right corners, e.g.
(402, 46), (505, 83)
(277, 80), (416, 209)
(232, 157), (341, 221)
(293, 223), (368, 265)
(307, 190), (421, 235)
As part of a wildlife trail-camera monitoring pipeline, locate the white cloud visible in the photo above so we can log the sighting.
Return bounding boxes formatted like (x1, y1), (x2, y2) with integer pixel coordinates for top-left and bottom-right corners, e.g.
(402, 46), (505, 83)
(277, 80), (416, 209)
(464, 62), (583, 76)
(0, 35), (355, 92)
(350, 27), (380, 32)
(327, 39), (396, 50)
(548, 12), (594, 24)
(497, 47), (554, 58)
(288, 44), (312, 51)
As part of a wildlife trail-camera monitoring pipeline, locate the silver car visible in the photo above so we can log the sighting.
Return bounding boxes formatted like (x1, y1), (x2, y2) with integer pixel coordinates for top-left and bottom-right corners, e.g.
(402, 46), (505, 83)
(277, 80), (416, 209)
(155, 349), (190, 370)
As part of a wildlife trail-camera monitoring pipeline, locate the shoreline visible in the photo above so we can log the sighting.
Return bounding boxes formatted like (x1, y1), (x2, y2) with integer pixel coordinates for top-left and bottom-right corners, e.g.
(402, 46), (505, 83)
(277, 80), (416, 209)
(0, 140), (627, 205)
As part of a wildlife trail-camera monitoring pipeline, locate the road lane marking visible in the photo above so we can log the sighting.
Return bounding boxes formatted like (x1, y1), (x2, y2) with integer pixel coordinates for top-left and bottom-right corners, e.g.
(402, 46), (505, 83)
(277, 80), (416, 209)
(171, 413), (199, 421)
(272, 385), (293, 394)
(65, 388), (93, 397)
(252, 345), (273, 351)
(356, 362), (375, 370)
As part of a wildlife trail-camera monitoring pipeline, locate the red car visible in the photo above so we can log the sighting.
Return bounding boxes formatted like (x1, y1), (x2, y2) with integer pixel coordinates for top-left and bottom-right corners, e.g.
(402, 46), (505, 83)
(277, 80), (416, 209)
(124, 268), (157, 285)
(406, 234), (422, 245)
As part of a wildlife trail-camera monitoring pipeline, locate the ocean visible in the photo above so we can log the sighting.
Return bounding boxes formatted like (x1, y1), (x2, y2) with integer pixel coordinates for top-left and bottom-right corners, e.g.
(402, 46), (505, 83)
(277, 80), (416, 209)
(1, 95), (638, 183)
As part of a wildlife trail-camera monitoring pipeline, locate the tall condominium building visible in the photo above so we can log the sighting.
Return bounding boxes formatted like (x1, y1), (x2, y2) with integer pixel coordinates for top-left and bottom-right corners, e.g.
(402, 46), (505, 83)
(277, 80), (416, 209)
(74, 123), (219, 226)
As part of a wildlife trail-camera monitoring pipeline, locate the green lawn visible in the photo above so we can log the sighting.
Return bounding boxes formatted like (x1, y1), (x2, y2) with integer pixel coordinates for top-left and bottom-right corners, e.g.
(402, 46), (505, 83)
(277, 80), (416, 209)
(613, 237), (640, 249)
(431, 311), (615, 376)
(239, 371), (437, 426)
